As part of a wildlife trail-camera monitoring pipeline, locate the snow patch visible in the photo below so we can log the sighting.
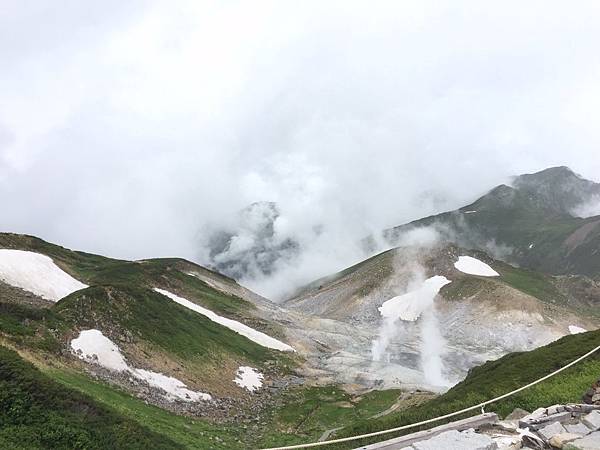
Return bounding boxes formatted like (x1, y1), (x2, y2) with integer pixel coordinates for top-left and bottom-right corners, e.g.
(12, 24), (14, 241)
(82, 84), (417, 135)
(154, 288), (294, 352)
(528, 243), (534, 249)
(569, 325), (587, 335)
(133, 369), (211, 401)
(378, 276), (452, 322)
(70, 329), (128, 371)
(454, 256), (499, 277)
(70, 329), (211, 401)
(234, 366), (264, 392)
(0, 249), (88, 301)
(462, 210), (478, 214)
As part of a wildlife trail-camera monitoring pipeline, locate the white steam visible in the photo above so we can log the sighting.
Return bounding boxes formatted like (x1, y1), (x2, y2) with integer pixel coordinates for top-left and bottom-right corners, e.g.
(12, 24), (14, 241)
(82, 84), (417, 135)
(419, 304), (450, 387)
(371, 264), (452, 388)
(571, 195), (600, 218)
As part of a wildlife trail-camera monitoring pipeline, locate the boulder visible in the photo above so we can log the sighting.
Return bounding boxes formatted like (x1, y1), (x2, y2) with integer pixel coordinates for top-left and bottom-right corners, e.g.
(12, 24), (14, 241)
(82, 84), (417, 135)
(549, 433), (583, 448)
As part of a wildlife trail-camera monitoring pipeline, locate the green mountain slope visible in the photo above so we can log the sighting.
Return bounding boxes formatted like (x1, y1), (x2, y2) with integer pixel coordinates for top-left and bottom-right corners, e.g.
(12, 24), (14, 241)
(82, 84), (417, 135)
(0, 232), (296, 399)
(383, 167), (600, 276)
(0, 345), (182, 450)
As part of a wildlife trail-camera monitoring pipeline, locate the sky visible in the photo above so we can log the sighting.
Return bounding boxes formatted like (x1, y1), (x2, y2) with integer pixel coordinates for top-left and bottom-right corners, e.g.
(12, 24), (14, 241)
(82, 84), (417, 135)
(2, 1), (600, 298)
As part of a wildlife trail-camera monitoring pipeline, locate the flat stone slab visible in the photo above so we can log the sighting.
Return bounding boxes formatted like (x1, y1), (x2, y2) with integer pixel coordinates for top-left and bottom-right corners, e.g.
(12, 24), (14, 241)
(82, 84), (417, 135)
(538, 421), (567, 441)
(357, 414), (498, 449)
(564, 431), (600, 450)
(565, 423), (592, 435)
(411, 430), (497, 450)
(582, 411), (600, 431)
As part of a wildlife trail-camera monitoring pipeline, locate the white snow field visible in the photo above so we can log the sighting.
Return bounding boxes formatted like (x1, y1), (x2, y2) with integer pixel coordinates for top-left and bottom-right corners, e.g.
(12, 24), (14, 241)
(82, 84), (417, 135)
(0, 249), (88, 301)
(70, 329), (129, 371)
(71, 329), (211, 401)
(569, 325), (587, 335)
(379, 275), (452, 322)
(154, 288), (295, 352)
(454, 255), (500, 277)
(233, 366), (264, 392)
(134, 369), (211, 402)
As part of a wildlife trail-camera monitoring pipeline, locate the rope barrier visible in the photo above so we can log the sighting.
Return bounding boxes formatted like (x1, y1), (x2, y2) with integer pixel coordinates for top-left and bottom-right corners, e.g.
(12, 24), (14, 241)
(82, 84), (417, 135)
(261, 342), (600, 450)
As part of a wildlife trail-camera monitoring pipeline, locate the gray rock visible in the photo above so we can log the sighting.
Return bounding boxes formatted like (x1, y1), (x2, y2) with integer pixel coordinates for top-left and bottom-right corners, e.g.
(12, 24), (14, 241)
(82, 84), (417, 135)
(506, 408), (531, 420)
(538, 421), (567, 441)
(564, 431), (600, 450)
(582, 411), (600, 431)
(549, 433), (584, 448)
(523, 412), (573, 430)
(565, 423), (592, 436)
(412, 430), (498, 450)
(548, 405), (567, 415)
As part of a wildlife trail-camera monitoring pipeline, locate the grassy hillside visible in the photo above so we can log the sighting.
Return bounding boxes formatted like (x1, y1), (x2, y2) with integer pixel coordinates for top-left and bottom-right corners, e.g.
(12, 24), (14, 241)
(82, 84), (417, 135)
(46, 366), (245, 449)
(54, 285), (281, 369)
(0, 232), (297, 400)
(331, 329), (600, 449)
(0, 345), (182, 450)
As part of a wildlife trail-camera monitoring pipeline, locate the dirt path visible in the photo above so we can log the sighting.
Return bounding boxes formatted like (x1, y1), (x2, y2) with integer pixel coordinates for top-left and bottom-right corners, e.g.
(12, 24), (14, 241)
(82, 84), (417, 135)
(318, 427), (343, 442)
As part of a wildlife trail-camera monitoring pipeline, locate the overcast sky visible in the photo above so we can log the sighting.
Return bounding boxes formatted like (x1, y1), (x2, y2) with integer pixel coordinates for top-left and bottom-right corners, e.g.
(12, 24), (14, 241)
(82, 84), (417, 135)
(2, 1), (600, 296)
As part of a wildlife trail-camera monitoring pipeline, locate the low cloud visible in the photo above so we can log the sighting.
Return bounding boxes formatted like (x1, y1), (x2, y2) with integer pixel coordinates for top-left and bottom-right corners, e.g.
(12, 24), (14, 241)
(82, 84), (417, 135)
(1, 1), (600, 297)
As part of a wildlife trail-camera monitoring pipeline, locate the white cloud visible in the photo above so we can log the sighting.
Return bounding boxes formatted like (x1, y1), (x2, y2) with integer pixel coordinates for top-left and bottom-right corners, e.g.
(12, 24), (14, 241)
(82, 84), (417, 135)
(1, 1), (600, 296)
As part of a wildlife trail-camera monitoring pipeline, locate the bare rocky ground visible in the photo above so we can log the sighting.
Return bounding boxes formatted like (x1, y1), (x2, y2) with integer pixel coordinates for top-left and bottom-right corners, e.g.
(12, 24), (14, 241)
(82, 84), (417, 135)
(0, 280), (54, 308)
(74, 360), (305, 425)
(277, 245), (599, 394)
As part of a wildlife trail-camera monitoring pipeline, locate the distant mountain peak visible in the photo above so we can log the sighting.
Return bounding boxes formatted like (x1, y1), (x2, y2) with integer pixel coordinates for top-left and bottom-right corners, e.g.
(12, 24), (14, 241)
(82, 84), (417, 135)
(511, 166), (600, 215)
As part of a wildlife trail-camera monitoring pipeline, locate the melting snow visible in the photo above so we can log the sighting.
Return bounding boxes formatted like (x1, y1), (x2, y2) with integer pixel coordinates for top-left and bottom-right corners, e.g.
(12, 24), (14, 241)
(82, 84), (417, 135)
(234, 366), (264, 392)
(528, 243), (535, 249)
(454, 256), (499, 277)
(133, 369), (211, 401)
(70, 329), (211, 401)
(569, 325), (587, 335)
(379, 276), (452, 322)
(70, 329), (129, 371)
(154, 288), (294, 352)
(463, 210), (478, 214)
(0, 249), (88, 301)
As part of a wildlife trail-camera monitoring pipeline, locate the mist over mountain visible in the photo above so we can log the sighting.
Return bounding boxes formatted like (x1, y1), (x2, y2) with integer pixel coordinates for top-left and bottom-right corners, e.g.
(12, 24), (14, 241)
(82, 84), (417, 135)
(3, 3), (600, 449)
(203, 201), (301, 280)
(3, 2), (600, 298)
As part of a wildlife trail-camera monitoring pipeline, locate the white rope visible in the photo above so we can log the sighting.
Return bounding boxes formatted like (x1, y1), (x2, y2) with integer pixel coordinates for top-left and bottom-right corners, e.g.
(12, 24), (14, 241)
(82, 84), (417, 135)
(261, 342), (600, 450)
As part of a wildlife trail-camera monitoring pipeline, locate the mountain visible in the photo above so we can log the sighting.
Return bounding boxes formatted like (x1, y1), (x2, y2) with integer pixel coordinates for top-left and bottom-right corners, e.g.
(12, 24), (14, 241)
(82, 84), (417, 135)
(1, 166), (599, 448)
(0, 234), (298, 432)
(332, 328), (600, 448)
(284, 243), (599, 391)
(1, 233), (424, 447)
(382, 167), (600, 276)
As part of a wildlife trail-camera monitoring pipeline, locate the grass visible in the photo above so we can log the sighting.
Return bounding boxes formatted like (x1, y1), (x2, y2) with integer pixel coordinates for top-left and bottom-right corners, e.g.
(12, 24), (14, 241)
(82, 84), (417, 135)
(54, 285), (282, 367)
(0, 345), (182, 450)
(256, 387), (406, 448)
(330, 329), (600, 449)
(47, 367), (244, 449)
(497, 264), (565, 304)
